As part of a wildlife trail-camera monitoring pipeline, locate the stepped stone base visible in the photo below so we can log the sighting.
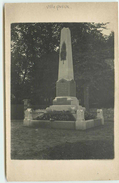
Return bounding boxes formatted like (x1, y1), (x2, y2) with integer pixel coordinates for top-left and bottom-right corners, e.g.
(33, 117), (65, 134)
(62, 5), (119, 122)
(53, 96), (79, 106)
(46, 96), (84, 113)
(46, 104), (83, 112)
(46, 97), (85, 120)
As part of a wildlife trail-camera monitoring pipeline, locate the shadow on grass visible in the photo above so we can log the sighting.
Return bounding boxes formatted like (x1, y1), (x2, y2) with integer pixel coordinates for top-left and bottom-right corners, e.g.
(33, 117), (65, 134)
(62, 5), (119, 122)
(12, 140), (114, 160)
(11, 120), (114, 160)
(47, 140), (114, 159)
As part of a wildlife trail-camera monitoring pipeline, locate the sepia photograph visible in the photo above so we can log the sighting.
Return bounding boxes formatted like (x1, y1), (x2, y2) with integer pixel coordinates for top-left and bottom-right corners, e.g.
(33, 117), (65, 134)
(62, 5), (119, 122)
(5, 2), (119, 181)
(11, 22), (114, 160)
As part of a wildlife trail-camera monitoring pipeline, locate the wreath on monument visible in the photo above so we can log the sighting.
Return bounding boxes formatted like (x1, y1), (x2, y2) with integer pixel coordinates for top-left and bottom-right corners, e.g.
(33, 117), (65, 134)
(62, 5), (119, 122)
(61, 41), (66, 64)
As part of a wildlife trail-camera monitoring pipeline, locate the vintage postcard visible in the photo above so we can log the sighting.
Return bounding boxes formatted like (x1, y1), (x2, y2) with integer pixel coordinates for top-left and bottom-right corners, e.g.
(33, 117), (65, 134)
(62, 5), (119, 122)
(4, 2), (119, 181)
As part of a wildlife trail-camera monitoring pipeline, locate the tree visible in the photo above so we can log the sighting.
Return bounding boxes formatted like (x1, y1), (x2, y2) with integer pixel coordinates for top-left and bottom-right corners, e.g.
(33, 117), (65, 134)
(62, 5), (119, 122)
(11, 23), (61, 104)
(11, 23), (114, 109)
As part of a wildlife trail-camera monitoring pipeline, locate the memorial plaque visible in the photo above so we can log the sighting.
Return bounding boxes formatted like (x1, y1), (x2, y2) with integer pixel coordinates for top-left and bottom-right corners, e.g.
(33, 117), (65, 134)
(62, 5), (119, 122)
(56, 79), (76, 97)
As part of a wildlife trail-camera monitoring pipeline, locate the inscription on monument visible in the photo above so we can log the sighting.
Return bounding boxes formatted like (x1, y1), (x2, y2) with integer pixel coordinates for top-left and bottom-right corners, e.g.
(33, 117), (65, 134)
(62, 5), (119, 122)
(60, 82), (68, 96)
(56, 79), (76, 97)
(56, 80), (68, 96)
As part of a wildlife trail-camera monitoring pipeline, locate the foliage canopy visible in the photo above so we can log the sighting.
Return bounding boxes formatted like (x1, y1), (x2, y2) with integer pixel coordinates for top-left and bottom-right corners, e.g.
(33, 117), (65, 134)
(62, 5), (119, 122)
(11, 23), (114, 108)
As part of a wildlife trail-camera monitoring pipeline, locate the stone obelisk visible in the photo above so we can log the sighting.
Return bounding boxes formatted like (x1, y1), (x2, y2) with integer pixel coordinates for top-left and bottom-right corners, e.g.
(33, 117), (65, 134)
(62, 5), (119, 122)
(56, 27), (76, 97)
(47, 27), (81, 112)
(58, 28), (74, 81)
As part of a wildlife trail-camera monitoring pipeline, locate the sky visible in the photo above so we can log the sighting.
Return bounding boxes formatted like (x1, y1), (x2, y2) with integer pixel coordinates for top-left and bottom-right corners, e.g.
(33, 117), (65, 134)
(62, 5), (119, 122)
(102, 22), (114, 35)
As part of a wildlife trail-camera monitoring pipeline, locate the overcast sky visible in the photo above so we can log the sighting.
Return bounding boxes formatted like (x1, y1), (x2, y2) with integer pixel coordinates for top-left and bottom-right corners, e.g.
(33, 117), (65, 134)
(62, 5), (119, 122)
(102, 22), (114, 35)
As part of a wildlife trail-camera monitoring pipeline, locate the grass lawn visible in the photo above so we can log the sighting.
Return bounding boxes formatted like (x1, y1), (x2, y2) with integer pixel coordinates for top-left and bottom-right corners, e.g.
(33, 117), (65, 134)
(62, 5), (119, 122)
(11, 121), (114, 159)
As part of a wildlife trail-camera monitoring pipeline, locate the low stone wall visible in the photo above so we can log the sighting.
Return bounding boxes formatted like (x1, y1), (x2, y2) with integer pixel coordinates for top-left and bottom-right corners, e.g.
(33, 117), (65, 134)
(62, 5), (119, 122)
(23, 120), (75, 130)
(23, 120), (51, 128)
(51, 121), (75, 130)
(75, 118), (103, 130)
(24, 108), (104, 130)
(23, 118), (103, 130)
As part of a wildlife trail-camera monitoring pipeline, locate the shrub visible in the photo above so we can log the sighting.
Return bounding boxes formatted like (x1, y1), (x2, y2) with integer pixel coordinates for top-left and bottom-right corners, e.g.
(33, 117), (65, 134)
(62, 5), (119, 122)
(84, 111), (96, 120)
(34, 110), (96, 121)
(35, 110), (75, 121)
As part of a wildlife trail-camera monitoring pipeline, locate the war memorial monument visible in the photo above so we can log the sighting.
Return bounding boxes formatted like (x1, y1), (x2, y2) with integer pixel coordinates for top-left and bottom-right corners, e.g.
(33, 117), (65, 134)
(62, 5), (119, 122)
(24, 27), (104, 130)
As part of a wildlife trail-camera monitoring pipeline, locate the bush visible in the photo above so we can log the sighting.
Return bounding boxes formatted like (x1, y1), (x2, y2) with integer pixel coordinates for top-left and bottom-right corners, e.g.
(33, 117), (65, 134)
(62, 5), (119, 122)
(34, 110), (96, 121)
(35, 111), (75, 121)
(84, 111), (96, 120)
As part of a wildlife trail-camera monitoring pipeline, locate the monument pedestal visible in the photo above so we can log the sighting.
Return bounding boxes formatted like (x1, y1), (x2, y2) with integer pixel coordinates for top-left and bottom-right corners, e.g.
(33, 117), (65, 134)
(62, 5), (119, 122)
(46, 27), (84, 116)
(53, 96), (79, 106)
(46, 96), (84, 120)
(56, 79), (76, 97)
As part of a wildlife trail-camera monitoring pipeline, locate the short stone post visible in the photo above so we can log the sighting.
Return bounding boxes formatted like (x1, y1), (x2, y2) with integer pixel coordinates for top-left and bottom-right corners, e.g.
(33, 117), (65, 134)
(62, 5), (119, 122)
(97, 109), (104, 125)
(23, 108), (33, 126)
(75, 109), (85, 130)
(23, 99), (31, 122)
(23, 99), (30, 111)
